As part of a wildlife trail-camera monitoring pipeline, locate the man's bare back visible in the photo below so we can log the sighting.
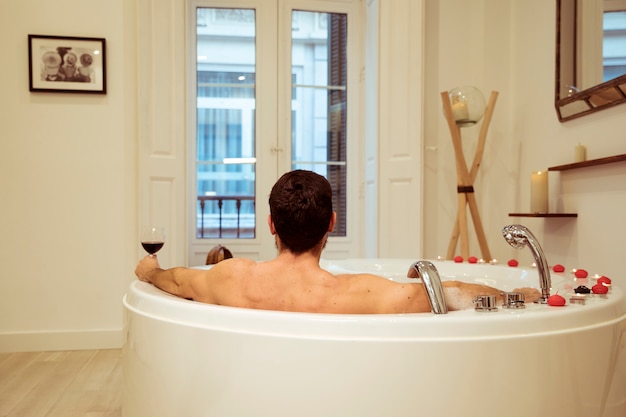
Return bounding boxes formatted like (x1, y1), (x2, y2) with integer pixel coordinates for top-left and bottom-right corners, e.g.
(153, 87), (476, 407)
(135, 253), (540, 313)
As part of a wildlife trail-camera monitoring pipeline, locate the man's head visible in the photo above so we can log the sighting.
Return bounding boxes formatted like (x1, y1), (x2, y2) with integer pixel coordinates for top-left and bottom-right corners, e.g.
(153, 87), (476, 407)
(269, 170), (334, 254)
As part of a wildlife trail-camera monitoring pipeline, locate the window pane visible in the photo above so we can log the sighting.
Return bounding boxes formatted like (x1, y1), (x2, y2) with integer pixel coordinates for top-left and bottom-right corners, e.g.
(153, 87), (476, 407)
(196, 8), (256, 239)
(291, 11), (347, 236)
(603, 11), (626, 82)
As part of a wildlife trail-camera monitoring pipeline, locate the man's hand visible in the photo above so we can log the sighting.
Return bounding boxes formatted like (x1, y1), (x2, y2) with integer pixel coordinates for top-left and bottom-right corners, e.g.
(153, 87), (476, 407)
(135, 255), (162, 283)
(512, 287), (542, 303)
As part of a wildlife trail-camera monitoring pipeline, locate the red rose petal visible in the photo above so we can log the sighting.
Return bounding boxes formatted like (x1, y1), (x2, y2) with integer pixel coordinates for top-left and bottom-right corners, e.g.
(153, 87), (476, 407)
(574, 269), (588, 278)
(507, 259), (519, 267)
(592, 284), (609, 294)
(468, 256), (478, 264)
(454, 256), (463, 263)
(548, 294), (566, 306)
(552, 264), (565, 273)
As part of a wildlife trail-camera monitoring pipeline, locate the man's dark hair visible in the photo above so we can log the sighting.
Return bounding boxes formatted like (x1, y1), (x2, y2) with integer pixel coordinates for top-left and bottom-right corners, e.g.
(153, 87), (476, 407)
(269, 170), (333, 254)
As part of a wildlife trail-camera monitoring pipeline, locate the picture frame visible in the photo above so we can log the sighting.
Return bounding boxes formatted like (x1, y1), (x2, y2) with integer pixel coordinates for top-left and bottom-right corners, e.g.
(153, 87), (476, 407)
(28, 34), (106, 94)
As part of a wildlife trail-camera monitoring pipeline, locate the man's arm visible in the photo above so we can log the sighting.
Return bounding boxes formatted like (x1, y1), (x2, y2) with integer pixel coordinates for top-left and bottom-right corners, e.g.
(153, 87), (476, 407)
(134, 255), (202, 300)
(337, 273), (540, 313)
(373, 278), (541, 313)
(443, 281), (541, 310)
(442, 281), (501, 310)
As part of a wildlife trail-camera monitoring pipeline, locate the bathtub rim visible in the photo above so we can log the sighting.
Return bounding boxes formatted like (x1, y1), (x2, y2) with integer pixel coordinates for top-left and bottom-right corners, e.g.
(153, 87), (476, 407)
(124, 279), (626, 341)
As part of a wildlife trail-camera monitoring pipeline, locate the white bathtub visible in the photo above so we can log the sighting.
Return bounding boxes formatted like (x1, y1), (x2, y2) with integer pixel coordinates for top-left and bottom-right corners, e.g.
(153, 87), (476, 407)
(122, 259), (626, 417)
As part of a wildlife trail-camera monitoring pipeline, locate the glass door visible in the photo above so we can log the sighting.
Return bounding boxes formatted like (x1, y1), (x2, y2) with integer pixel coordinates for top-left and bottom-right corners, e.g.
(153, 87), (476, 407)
(189, 1), (360, 264)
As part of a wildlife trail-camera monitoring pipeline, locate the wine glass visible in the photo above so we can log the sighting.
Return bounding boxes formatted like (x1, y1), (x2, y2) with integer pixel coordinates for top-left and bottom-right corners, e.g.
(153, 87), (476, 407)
(141, 226), (165, 256)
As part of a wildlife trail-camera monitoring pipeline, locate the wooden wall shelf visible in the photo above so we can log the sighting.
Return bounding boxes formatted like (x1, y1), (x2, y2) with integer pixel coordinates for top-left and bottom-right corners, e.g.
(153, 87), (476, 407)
(508, 213), (577, 218)
(508, 154), (626, 218)
(548, 154), (626, 171)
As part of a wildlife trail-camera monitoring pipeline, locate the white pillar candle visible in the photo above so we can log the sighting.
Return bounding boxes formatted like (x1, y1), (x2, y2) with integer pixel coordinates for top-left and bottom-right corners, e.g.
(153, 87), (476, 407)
(574, 143), (586, 162)
(451, 100), (469, 122)
(530, 171), (549, 213)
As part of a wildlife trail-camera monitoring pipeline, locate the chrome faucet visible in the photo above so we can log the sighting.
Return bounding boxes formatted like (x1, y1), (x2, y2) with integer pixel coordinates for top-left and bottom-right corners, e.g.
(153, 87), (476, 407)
(502, 224), (551, 303)
(407, 260), (448, 314)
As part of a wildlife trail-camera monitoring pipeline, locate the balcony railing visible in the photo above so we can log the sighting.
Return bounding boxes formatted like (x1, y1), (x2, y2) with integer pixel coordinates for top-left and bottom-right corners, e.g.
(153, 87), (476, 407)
(197, 195), (255, 238)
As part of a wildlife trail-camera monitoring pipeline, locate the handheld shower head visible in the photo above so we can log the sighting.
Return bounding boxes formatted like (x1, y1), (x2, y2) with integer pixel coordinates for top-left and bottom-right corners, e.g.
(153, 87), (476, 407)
(502, 224), (551, 303)
(502, 224), (531, 249)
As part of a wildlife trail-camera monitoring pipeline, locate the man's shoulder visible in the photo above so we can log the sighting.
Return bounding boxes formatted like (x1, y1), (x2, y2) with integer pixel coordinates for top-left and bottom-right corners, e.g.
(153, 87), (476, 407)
(209, 257), (257, 274)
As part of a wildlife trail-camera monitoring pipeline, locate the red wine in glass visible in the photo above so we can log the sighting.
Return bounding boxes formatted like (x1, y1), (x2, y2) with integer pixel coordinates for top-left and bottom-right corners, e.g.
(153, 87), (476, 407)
(141, 226), (165, 256)
(141, 241), (164, 254)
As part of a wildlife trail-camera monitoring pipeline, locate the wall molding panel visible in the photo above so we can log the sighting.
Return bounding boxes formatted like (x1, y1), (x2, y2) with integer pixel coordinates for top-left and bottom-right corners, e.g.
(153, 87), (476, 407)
(377, 0), (425, 257)
(137, 0), (187, 266)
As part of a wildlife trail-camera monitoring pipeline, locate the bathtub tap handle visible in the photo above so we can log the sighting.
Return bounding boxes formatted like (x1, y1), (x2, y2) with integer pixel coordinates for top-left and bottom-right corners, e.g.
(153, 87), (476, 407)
(503, 292), (526, 309)
(473, 295), (499, 312)
(407, 261), (448, 314)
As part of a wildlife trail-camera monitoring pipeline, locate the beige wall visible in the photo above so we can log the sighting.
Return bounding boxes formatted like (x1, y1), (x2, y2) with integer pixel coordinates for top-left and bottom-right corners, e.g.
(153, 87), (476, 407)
(1, 0), (625, 352)
(424, 0), (626, 284)
(0, 0), (137, 351)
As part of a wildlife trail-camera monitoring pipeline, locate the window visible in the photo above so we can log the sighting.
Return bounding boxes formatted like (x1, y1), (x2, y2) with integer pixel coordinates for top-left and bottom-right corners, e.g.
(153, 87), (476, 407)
(189, 2), (359, 262)
(291, 10), (348, 236)
(603, 3), (626, 81)
(195, 9), (257, 239)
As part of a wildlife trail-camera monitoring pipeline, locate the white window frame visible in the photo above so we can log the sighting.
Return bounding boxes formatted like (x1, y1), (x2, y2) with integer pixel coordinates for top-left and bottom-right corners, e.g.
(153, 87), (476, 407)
(186, 0), (365, 264)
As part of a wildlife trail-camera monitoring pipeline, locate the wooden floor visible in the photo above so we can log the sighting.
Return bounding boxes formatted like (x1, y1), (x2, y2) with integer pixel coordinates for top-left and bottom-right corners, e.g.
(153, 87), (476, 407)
(0, 349), (122, 417)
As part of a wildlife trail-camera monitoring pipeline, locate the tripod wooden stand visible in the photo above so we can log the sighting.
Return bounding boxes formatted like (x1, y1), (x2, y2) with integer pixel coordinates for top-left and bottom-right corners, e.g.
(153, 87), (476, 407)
(441, 90), (499, 261)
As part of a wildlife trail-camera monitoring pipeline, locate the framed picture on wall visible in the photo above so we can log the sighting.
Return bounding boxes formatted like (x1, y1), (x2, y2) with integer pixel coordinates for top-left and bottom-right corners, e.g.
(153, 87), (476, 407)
(28, 34), (106, 94)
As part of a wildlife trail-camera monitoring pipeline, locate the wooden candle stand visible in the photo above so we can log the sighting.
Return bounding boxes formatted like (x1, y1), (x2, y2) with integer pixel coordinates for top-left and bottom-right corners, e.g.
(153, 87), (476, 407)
(441, 90), (499, 261)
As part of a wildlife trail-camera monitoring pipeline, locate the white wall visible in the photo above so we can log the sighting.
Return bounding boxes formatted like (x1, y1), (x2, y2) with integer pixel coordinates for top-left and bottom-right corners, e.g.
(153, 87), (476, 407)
(507, 0), (626, 285)
(2, 0), (626, 352)
(0, 0), (137, 352)
(423, 0), (626, 286)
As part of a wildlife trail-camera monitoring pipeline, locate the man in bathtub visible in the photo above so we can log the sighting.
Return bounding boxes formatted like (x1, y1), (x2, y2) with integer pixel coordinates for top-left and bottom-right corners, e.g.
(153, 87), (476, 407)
(135, 170), (540, 313)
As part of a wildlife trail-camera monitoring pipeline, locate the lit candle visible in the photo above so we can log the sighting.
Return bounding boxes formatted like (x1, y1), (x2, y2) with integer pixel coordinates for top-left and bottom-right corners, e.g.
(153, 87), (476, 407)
(530, 171), (549, 213)
(451, 100), (469, 123)
(574, 144), (586, 162)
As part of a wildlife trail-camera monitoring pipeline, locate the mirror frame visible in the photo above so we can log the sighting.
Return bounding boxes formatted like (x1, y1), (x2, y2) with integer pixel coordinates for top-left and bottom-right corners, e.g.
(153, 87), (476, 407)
(555, 0), (626, 122)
